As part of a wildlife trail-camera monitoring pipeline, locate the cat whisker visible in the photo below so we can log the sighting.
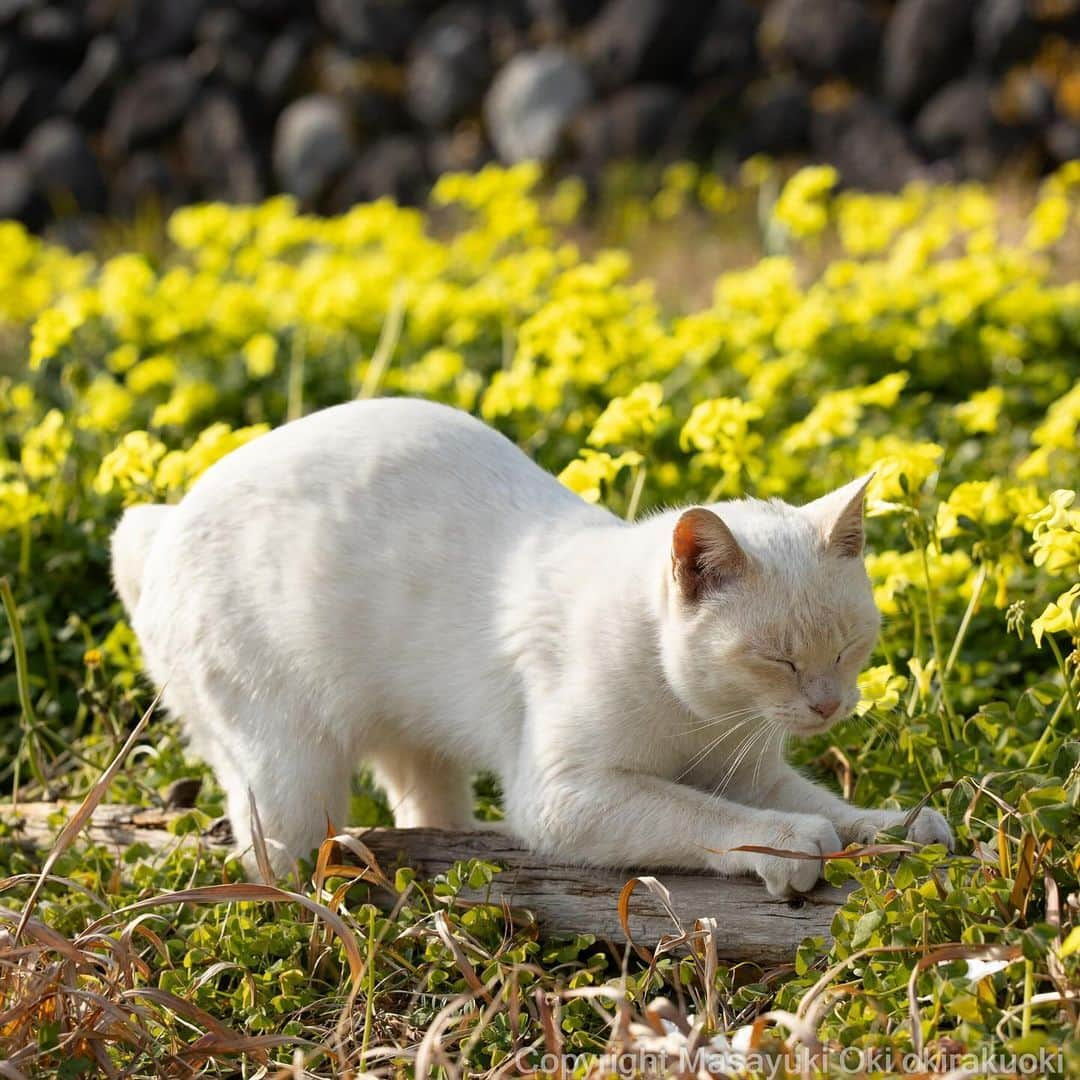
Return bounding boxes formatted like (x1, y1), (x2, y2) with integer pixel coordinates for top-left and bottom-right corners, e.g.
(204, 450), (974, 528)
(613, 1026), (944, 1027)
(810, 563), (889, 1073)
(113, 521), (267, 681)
(674, 713), (765, 783)
(667, 706), (762, 738)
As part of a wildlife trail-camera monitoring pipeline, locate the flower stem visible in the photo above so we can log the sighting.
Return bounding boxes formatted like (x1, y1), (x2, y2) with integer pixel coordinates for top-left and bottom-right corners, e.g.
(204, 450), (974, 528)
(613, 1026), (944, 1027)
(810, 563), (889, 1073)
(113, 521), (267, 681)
(626, 463), (647, 522)
(920, 541), (957, 745)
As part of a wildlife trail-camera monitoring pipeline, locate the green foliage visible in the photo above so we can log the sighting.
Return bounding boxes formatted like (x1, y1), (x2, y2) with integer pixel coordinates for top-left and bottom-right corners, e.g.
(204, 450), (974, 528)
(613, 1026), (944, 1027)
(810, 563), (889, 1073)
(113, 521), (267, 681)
(1, 162), (1079, 1075)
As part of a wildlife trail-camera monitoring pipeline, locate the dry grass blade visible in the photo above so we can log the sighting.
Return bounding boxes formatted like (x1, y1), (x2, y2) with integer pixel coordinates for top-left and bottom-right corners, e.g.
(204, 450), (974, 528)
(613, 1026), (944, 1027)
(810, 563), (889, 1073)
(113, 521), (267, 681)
(434, 910), (492, 1003)
(248, 787), (278, 885)
(618, 876), (683, 963)
(726, 841), (919, 860)
(13, 689), (161, 940)
(78, 882), (366, 992)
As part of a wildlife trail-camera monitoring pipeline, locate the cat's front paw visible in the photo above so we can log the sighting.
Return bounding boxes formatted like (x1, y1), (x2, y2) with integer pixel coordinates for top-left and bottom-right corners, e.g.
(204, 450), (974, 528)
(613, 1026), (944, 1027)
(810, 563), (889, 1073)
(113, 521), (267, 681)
(904, 807), (954, 850)
(750, 815), (841, 898)
(840, 808), (954, 851)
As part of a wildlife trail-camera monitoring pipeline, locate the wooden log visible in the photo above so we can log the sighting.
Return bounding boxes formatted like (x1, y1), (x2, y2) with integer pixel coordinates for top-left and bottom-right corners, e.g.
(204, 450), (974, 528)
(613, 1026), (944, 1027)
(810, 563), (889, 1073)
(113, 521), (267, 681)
(2, 802), (849, 964)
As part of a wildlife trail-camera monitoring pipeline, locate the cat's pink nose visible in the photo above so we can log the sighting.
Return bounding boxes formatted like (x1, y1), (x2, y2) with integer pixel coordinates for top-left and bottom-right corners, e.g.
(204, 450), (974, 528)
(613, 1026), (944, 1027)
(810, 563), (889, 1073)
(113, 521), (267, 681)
(811, 696), (841, 720)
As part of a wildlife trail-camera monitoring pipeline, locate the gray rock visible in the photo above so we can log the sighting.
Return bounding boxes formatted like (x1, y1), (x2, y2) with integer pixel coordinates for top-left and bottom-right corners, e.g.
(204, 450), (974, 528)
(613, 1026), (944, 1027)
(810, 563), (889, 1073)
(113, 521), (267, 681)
(317, 0), (432, 59)
(257, 26), (312, 105)
(330, 134), (430, 209)
(692, 0), (760, 85)
(119, 0), (205, 65)
(0, 67), (65, 144)
(105, 60), (198, 153)
(183, 90), (265, 203)
(738, 76), (812, 157)
(760, 0), (880, 84)
(0, 152), (44, 227)
(485, 48), (590, 163)
(976, 0), (1041, 70)
(915, 77), (994, 159)
(406, 3), (490, 129)
(1047, 120), (1080, 165)
(25, 117), (106, 213)
(273, 94), (355, 202)
(812, 94), (925, 190)
(571, 84), (682, 165)
(58, 35), (123, 126)
(584, 0), (723, 90)
(110, 150), (187, 217)
(883, 0), (977, 115)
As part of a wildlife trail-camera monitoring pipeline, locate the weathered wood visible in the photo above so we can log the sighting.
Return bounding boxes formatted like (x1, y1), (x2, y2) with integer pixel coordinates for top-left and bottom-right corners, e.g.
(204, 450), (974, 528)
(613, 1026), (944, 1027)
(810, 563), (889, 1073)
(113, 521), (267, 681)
(2, 802), (849, 964)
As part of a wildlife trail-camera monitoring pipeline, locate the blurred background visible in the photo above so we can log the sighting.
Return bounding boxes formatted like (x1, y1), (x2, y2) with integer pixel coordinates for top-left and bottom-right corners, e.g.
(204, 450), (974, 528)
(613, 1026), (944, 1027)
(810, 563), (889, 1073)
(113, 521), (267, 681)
(0, 0), (1078, 231)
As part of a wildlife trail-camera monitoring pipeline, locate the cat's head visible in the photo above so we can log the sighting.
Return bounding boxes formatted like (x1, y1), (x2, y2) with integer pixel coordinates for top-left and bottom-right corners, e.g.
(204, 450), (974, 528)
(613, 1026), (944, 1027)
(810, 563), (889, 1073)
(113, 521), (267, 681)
(659, 476), (880, 737)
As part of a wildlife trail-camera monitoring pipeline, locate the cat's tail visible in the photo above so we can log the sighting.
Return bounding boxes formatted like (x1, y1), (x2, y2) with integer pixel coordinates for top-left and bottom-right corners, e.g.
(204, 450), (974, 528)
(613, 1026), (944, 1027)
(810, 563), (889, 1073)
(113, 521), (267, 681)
(110, 505), (173, 615)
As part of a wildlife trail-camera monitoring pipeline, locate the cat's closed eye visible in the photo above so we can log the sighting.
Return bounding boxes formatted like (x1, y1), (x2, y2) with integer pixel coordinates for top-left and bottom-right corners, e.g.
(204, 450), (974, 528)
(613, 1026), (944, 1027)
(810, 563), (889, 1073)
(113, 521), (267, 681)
(766, 656), (798, 673)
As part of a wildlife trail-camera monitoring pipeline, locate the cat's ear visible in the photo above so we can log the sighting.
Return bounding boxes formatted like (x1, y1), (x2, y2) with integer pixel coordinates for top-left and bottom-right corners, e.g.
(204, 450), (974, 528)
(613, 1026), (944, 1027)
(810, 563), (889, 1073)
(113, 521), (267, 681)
(671, 508), (748, 601)
(803, 474), (873, 557)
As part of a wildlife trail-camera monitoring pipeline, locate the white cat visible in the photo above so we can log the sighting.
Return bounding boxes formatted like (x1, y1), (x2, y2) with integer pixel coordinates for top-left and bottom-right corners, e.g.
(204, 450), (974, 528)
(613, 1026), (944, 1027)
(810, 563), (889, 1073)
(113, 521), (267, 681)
(112, 398), (952, 895)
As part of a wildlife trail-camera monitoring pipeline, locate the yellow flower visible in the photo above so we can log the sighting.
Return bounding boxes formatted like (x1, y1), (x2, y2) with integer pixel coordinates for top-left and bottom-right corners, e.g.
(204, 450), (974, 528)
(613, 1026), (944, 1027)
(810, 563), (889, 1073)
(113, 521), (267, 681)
(863, 439), (943, 514)
(856, 664), (908, 715)
(1031, 584), (1080, 647)
(953, 386), (1004, 435)
(558, 450), (642, 504)
(20, 409), (72, 480)
(126, 355), (178, 394)
(0, 479), (47, 532)
(587, 383), (665, 448)
(151, 382), (217, 428)
(1028, 489), (1080, 576)
(78, 376), (135, 433)
(242, 333), (278, 378)
(773, 165), (838, 238)
(94, 431), (167, 498)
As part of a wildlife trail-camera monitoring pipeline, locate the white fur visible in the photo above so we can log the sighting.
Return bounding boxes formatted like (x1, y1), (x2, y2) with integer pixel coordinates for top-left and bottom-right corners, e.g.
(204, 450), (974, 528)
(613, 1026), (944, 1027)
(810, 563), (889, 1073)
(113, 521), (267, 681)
(113, 399), (952, 894)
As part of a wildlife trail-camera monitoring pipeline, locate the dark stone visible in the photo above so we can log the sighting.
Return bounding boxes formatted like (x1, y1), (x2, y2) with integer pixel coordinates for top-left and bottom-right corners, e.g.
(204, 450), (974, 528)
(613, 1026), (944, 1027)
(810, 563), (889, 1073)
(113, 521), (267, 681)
(760, 0), (880, 83)
(234, 0), (305, 23)
(738, 76), (812, 157)
(406, 3), (490, 129)
(976, 0), (1041, 70)
(915, 77), (994, 159)
(485, 47), (591, 162)
(257, 26), (312, 106)
(182, 90), (265, 203)
(691, 0), (760, 86)
(0, 152), (44, 227)
(272, 93), (354, 202)
(118, 0), (205, 65)
(317, 0), (434, 59)
(19, 5), (86, 62)
(24, 117), (106, 213)
(58, 35), (123, 126)
(163, 776), (203, 810)
(883, 0), (977, 116)
(571, 84), (683, 165)
(584, 0), (723, 90)
(995, 69), (1054, 128)
(194, 8), (273, 89)
(105, 61), (198, 154)
(0, 0), (33, 26)
(330, 133), (429, 208)
(427, 125), (491, 174)
(110, 150), (186, 217)
(812, 93), (925, 190)
(524, 0), (604, 32)
(1047, 119), (1080, 164)
(0, 68), (65, 146)
(314, 47), (409, 135)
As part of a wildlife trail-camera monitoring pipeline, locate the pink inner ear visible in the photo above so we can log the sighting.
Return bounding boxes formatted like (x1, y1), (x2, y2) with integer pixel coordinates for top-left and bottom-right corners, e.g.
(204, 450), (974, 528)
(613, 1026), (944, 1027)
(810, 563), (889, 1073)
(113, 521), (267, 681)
(672, 508), (747, 599)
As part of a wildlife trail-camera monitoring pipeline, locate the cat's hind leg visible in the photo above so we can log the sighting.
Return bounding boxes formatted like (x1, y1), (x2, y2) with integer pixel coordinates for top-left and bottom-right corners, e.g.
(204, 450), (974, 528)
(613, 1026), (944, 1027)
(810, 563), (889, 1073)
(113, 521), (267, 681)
(370, 747), (474, 829)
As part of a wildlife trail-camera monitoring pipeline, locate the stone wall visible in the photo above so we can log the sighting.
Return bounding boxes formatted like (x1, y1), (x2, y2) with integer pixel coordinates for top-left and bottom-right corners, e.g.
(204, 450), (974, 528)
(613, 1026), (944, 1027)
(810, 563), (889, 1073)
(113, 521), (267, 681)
(1, 0), (1078, 228)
